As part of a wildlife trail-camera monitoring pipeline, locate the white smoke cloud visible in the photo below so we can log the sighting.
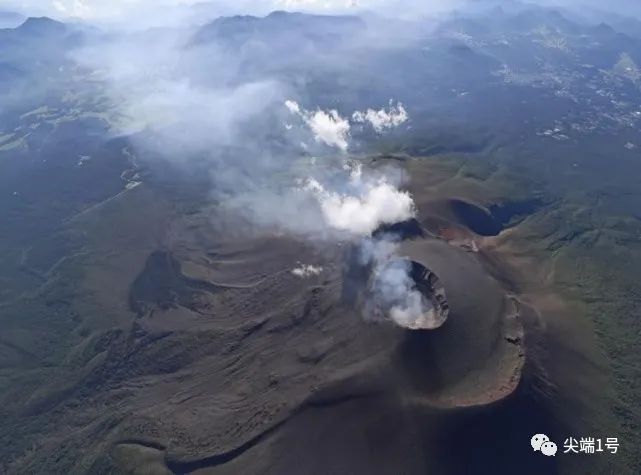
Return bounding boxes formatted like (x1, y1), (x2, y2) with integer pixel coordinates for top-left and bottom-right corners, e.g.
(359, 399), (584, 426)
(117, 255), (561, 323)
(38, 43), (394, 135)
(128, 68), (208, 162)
(126, 80), (282, 144)
(284, 100), (301, 115)
(228, 160), (413, 243)
(377, 259), (434, 329)
(303, 163), (415, 235)
(291, 264), (324, 277)
(307, 110), (351, 151)
(281, 106), (425, 328)
(352, 100), (408, 133)
(285, 99), (410, 151)
(286, 160), (435, 330)
(359, 237), (442, 330)
(71, 28), (287, 165)
(285, 100), (351, 151)
(69, 13), (430, 331)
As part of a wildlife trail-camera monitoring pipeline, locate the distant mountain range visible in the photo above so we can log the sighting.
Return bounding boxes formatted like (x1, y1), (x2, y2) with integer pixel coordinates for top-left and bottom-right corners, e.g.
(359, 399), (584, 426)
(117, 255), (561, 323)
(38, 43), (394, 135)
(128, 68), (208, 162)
(192, 10), (365, 46)
(14, 16), (67, 36)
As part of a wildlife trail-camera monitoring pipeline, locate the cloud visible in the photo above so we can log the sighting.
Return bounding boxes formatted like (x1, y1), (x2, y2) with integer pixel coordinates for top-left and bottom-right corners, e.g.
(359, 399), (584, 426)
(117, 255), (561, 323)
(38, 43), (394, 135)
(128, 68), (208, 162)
(286, 100), (351, 151)
(284, 100), (301, 115)
(352, 100), (408, 133)
(303, 163), (415, 235)
(291, 264), (324, 277)
(285, 99), (410, 151)
(229, 160), (414, 239)
(127, 80), (282, 149)
(71, 27), (287, 165)
(305, 109), (351, 151)
(52, 0), (91, 16)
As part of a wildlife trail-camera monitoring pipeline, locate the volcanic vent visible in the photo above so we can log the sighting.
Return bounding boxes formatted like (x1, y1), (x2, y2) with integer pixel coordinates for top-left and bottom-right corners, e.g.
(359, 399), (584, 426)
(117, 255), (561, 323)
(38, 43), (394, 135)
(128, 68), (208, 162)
(365, 256), (449, 330)
(408, 260), (449, 328)
(345, 214), (450, 331)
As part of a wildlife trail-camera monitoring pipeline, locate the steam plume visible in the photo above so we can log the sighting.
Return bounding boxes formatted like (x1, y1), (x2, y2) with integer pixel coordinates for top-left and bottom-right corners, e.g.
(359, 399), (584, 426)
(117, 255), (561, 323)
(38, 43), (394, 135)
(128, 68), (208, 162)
(360, 237), (441, 330)
(70, 14), (432, 329)
(352, 100), (409, 133)
(286, 100), (351, 151)
(303, 162), (415, 235)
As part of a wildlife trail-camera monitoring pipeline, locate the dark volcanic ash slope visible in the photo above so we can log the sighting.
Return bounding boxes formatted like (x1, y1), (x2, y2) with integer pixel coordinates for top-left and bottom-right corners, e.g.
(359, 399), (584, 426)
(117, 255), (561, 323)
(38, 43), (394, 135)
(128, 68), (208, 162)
(0, 154), (607, 475)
